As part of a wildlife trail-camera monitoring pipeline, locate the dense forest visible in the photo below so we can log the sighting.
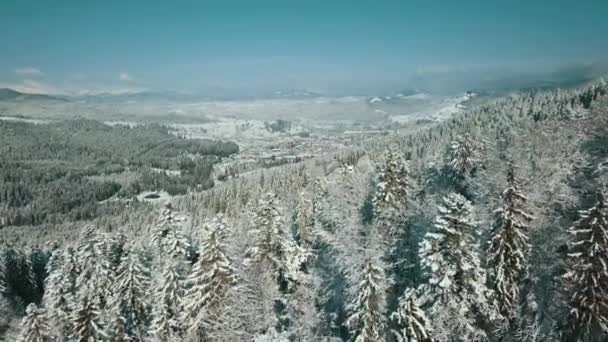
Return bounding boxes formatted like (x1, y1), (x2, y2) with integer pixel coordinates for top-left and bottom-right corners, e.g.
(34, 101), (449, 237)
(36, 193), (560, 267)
(0, 119), (238, 227)
(1, 80), (608, 341)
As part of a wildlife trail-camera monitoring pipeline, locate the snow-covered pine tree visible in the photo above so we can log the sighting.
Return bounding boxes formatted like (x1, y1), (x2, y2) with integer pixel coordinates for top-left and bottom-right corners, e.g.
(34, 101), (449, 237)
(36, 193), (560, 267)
(449, 133), (477, 176)
(149, 260), (183, 341)
(488, 161), (534, 324)
(514, 287), (542, 342)
(151, 204), (191, 258)
(391, 289), (431, 342)
(43, 248), (75, 339)
(108, 310), (130, 342)
(373, 147), (413, 253)
(182, 215), (236, 339)
(563, 191), (608, 340)
(71, 295), (106, 342)
(419, 193), (493, 341)
(295, 188), (316, 251)
(17, 303), (54, 342)
(250, 193), (298, 289)
(346, 258), (386, 342)
(373, 148), (410, 227)
(112, 250), (150, 340)
(75, 230), (115, 311)
(250, 192), (306, 337)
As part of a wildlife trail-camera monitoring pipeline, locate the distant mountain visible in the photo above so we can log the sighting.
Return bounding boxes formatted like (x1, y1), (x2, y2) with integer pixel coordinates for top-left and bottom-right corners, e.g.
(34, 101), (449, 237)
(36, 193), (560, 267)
(270, 89), (324, 99)
(70, 91), (208, 104)
(0, 88), (66, 102)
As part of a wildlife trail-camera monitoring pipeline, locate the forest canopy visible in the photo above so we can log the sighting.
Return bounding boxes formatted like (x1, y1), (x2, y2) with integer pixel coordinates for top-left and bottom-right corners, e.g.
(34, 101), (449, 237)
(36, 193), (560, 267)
(0, 119), (238, 226)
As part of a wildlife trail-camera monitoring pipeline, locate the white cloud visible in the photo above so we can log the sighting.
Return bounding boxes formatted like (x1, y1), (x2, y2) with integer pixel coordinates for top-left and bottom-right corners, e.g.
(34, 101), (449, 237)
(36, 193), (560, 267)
(119, 72), (134, 82)
(14, 67), (45, 77)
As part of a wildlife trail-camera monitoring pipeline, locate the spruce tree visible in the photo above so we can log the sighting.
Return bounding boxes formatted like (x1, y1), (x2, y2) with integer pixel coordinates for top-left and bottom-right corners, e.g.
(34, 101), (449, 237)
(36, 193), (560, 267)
(295, 189), (316, 250)
(182, 215), (236, 338)
(346, 258), (386, 342)
(449, 133), (477, 176)
(420, 193), (493, 341)
(373, 148), (410, 223)
(43, 248), (75, 339)
(71, 296), (106, 342)
(112, 250), (150, 340)
(149, 260), (183, 341)
(251, 193), (297, 288)
(250, 193), (304, 337)
(563, 191), (608, 340)
(152, 204), (191, 258)
(75, 231), (115, 310)
(489, 161), (534, 323)
(391, 289), (431, 342)
(17, 303), (54, 342)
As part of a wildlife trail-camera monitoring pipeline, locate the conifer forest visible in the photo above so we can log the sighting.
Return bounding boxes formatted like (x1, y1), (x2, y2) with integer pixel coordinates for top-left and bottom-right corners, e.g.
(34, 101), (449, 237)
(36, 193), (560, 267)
(2, 1), (608, 341)
(1, 81), (607, 341)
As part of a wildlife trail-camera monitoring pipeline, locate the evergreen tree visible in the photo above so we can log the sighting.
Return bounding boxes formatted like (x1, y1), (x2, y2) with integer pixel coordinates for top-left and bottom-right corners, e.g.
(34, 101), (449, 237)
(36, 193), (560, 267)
(449, 133), (477, 176)
(151, 204), (191, 258)
(419, 193), (493, 341)
(75, 230), (115, 310)
(295, 189), (317, 250)
(149, 260), (183, 341)
(515, 287), (542, 342)
(489, 161), (534, 324)
(17, 303), (54, 342)
(182, 215), (236, 338)
(346, 258), (386, 342)
(563, 191), (608, 340)
(250, 193), (304, 337)
(251, 193), (299, 288)
(71, 296), (106, 342)
(391, 289), (431, 342)
(373, 148), (411, 229)
(112, 250), (150, 340)
(43, 249), (75, 339)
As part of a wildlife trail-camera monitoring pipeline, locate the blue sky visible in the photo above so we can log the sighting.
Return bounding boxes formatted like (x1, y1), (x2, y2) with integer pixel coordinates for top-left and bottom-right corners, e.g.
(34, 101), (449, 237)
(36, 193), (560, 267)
(1, 0), (607, 95)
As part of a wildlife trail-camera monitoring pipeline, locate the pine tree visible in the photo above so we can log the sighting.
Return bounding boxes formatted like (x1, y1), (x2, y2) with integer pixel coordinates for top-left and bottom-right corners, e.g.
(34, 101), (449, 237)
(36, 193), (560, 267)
(346, 258), (386, 342)
(489, 161), (534, 323)
(373, 148), (410, 225)
(113, 250), (150, 340)
(43, 248), (75, 339)
(152, 204), (191, 258)
(71, 296), (106, 342)
(17, 303), (54, 342)
(391, 289), (431, 342)
(515, 288), (541, 342)
(295, 189), (316, 250)
(182, 215), (236, 338)
(250, 193), (305, 337)
(563, 191), (608, 340)
(108, 310), (130, 342)
(420, 193), (492, 341)
(449, 133), (477, 176)
(373, 148), (412, 247)
(251, 193), (298, 288)
(149, 260), (183, 341)
(75, 231), (115, 310)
